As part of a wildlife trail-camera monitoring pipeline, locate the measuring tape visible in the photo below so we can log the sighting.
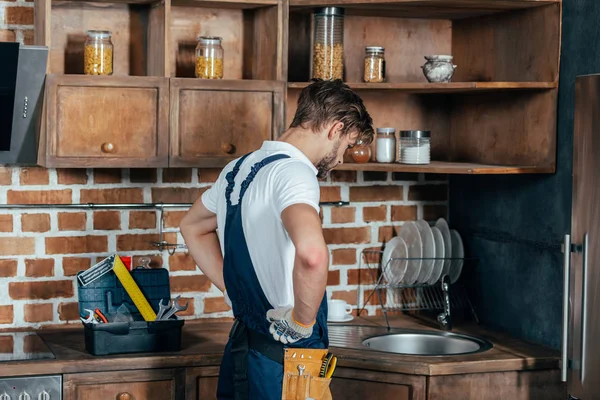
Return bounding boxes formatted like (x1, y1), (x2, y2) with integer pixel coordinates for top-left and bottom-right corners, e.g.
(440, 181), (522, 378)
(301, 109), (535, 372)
(112, 255), (157, 321)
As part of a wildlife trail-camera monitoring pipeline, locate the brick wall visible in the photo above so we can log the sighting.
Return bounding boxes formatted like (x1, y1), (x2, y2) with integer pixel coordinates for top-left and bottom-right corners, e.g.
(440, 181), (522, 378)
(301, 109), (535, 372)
(0, 0), (34, 44)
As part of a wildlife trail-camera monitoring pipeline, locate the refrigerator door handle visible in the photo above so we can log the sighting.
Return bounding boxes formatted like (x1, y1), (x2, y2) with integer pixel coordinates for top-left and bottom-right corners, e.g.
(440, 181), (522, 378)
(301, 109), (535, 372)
(580, 233), (589, 382)
(562, 233), (571, 382)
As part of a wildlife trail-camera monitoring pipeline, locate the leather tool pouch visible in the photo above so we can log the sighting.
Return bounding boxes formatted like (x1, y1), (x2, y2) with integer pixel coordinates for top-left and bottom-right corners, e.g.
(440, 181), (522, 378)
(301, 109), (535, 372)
(281, 348), (332, 400)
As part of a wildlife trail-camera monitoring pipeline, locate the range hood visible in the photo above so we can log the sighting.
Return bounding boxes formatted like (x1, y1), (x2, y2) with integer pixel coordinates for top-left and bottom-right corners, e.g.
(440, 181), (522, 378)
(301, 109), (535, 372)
(0, 42), (48, 165)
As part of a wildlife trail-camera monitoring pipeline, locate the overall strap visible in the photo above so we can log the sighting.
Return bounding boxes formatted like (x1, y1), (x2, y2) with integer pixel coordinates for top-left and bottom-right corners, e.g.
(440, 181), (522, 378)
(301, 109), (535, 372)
(237, 154), (290, 203)
(225, 153), (252, 208)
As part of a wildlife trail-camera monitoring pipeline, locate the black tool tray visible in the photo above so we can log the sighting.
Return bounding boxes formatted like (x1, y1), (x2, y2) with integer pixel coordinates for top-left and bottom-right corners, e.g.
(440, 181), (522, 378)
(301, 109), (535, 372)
(76, 267), (184, 356)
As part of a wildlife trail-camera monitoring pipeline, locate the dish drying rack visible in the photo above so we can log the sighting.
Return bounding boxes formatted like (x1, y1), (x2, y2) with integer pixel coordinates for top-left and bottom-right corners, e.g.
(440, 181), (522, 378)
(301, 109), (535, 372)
(356, 250), (478, 331)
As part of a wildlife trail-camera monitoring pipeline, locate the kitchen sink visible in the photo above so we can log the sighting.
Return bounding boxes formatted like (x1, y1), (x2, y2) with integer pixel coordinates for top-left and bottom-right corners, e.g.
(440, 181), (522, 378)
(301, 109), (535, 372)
(361, 330), (493, 356)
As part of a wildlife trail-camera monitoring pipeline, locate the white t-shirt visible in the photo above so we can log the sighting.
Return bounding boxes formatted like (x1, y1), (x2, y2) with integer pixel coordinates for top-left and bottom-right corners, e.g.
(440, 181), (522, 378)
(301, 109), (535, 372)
(201, 141), (321, 308)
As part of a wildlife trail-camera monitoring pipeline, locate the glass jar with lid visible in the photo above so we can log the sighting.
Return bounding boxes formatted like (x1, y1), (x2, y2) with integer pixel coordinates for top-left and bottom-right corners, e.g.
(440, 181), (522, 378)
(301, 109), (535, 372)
(195, 36), (224, 79)
(364, 46), (385, 83)
(84, 30), (113, 76)
(312, 7), (345, 80)
(375, 127), (396, 163)
(350, 140), (372, 163)
(399, 130), (431, 164)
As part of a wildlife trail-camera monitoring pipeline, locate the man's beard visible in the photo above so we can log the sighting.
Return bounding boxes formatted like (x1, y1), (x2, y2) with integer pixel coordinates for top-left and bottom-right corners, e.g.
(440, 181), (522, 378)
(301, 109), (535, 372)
(315, 139), (342, 180)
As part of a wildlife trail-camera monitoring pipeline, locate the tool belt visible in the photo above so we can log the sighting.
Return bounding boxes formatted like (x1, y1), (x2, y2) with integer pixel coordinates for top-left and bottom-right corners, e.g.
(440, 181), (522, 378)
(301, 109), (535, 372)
(229, 318), (335, 400)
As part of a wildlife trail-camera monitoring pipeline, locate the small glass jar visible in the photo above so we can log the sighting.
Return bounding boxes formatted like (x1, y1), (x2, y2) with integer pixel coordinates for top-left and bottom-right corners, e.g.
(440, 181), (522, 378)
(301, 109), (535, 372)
(195, 36), (224, 79)
(350, 140), (372, 163)
(84, 30), (113, 76)
(399, 130), (431, 165)
(375, 127), (396, 163)
(364, 46), (385, 83)
(312, 7), (344, 80)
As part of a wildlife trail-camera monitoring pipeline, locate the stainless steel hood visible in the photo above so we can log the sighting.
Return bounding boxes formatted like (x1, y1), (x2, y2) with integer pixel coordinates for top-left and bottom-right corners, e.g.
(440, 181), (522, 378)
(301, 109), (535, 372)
(0, 42), (48, 165)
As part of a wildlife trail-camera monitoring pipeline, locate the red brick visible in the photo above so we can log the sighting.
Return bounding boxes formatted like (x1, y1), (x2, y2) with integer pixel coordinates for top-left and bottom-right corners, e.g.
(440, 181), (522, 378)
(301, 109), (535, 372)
(25, 259), (54, 277)
(170, 275), (211, 292)
(0, 168), (12, 185)
(132, 255), (163, 269)
(361, 247), (382, 264)
(56, 169), (88, 184)
(0, 30), (16, 42)
(349, 186), (403, 202)
(424, 173), (448, 181)
(365, 289), (386, 306)
(198, 169), (222, 183)
(0, 238), (35, 255)
(0, 306), (14, 325)
(117, 233), (176, 252)
(5, 6), (34, 25)
(0, 260), (17, 277)
(129, 211), (156, 229)
(45, 236), (108, 254)
(392, 172), (419, 181)
(327, 270), (340, 286)
(331, 290), (357, 306)
(10, 280), (73, 300)
(152, 188), (207, 203)
(177, 297), (195, 316)
(331, 249), (356, 265)
(21, 213), (50, 232)
(169, 253), (196, 271)
(164, 211), (187, 228)
(363, 171), (388, 181)
(204, 297), (230, 313)
(58, 302), (79, 321)
(347, 269), (378, 285)
(93, 169), (121, 184)
(58, 212), (87, 231)
(408, 184), (448, 201)
(330, 207), (355, 223)
(323, 227), (370, 245)
(93, 211), (121, 230)
(423, 205), (447, 221)
(24, 303), (53, 323)
(320, 187), (341, 202)
(363, 206), (387, 222)
(330, 170), (356, 183)
(22, 30), (34, 45)
(19, 167), (49, 185)
(0, 215), (13, 232)
(130, 168), (157, 183)
(0, 335), (13, 353)
(391, 205), (418, 221)
(63, 257), (91, 276)
(163, 169), (192, 183)
(81, 188), (143, 204)
(8, 190), (72, 204)
(378, 226), (396, 243)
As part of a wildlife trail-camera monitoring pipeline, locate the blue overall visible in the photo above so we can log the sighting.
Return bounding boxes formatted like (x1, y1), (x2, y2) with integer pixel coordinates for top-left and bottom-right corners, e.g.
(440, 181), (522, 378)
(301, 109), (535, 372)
(216, 153), (329, 400)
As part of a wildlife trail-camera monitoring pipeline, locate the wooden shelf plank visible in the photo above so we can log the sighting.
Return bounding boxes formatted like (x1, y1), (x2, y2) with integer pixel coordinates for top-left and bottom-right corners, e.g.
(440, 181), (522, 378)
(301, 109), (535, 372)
(287, 82), (557, 93)
(335, 161), (555, 174)
(172, 0), (278, 8)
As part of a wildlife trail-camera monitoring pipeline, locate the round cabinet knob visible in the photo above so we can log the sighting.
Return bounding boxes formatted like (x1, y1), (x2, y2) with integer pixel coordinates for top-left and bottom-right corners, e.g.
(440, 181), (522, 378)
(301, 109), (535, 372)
(38, 391), (50, 400)
(0, 392), (10, 400)
(19, 393), (32, 400)
(117, 393), (132, 400)
(101, 142), (116, 153)
(221, 143), (235, 154)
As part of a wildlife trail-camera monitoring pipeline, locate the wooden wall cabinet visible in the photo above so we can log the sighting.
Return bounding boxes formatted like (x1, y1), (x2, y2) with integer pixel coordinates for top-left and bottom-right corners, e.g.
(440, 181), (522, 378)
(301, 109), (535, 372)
(185, 366), (220, 399)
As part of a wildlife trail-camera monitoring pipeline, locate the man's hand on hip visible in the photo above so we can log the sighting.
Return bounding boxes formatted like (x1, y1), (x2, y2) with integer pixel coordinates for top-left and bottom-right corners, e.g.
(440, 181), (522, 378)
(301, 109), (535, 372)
(266, 306), (314, 344)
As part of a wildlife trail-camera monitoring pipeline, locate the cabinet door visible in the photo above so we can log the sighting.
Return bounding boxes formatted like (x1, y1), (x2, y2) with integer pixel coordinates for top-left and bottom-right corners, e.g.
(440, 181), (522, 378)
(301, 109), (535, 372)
(329, 367), (426, 400)
(39, 74), (169, 168)
(63, 369), (185, 400)
(185, 366), (220, 399)
(169, 79), (285, 167)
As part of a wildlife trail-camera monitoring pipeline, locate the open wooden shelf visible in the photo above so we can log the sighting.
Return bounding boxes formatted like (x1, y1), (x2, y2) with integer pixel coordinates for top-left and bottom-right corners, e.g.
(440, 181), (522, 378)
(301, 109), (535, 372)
(336, 161), (555, 175)
(287, 82), (558, 93)
(172, 0), (278, 8)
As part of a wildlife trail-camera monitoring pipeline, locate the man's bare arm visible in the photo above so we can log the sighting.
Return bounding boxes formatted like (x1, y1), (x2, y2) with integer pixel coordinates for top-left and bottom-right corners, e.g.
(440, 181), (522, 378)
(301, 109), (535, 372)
(281, 203), (329, 325)
(180, 198), (225, 292)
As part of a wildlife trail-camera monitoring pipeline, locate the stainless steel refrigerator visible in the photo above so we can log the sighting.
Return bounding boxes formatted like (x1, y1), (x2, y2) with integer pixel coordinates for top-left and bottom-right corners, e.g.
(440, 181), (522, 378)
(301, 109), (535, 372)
(563, 73), (600, 399)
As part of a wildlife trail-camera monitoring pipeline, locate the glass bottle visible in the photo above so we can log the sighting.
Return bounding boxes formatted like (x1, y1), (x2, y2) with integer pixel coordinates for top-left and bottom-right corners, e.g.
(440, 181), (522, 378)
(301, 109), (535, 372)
(364, 46), (385, 83)
(375, 127), (396, 163)
(195, 36), (224, 79)
(399, 130), (431, 164)
(350, 140), (372, 163)
(84, 30), (113, 76)
(312, 7), (344, 80)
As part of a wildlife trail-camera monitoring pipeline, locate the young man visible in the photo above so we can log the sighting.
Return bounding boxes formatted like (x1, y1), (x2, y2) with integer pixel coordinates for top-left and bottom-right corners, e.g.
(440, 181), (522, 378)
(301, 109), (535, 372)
(180, 79), (374, 399)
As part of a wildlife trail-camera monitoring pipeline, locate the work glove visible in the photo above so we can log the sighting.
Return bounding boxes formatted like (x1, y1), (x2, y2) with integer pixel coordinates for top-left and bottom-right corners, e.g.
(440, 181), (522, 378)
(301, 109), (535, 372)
(266, 306), (314, 344)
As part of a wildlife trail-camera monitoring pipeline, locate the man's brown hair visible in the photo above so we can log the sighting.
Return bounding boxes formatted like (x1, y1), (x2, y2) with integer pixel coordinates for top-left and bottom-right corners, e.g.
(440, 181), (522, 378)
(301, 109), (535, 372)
(290, 79), (374, 145)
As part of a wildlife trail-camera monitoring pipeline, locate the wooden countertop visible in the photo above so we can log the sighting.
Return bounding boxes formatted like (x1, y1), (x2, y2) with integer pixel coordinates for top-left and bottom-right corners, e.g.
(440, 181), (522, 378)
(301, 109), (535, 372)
(0, 315), (559, 377)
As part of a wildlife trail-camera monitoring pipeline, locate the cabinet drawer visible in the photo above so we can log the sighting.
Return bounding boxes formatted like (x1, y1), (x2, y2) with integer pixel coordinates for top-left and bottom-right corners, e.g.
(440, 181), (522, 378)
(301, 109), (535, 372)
(329, 367), (427, 400)
(169, 79), (284, 167)
(39, 75), (169, 168)
(185, 366), (220, 400)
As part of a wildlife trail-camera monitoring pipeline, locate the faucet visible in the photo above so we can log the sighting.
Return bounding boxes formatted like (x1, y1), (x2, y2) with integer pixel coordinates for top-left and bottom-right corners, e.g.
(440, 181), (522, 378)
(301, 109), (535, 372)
(437, 275), (452, 331)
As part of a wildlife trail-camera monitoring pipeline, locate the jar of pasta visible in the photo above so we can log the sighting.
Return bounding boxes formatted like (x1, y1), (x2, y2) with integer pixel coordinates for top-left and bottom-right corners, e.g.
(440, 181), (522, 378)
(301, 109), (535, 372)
(195, 36), (224, 79)
(84, 30), (113, 75)
(364, 46), (385, 83)
(312, 7), (344, 80)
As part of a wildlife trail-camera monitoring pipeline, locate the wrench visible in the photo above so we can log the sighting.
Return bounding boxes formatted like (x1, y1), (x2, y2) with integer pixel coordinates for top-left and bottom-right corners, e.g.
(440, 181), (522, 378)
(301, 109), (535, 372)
(155, 298), (171, 321)
(160, 295), (188, 320)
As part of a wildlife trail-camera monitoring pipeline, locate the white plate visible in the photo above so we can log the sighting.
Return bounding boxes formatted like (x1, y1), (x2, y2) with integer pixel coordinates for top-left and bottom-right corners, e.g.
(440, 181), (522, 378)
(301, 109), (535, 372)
(381, 236), (408, 285)
(449, 229), (465, 283)
(398, 221), (422, 284)
(328, 314), (354, 323)
(415, 220), (435, 283)
(434, 218), (452, 279)
(428, 226), (445, 285)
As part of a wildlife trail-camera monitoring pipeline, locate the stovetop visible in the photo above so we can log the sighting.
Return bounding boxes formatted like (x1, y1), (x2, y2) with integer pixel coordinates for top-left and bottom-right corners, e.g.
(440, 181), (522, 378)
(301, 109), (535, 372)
(0, 332), (55, 362)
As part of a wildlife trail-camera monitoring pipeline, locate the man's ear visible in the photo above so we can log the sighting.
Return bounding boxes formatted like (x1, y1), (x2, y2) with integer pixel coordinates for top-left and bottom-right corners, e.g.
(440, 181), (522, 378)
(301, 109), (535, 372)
(327, 121), (344, 140)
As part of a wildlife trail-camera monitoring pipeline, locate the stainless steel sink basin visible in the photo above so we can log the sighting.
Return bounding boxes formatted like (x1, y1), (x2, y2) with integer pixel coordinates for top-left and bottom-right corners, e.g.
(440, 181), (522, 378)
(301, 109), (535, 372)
(361, 330), (493, 356)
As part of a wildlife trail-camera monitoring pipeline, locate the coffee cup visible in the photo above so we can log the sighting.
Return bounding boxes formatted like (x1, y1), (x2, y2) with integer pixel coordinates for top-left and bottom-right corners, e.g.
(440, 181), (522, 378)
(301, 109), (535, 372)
(327, 299), (352, 321)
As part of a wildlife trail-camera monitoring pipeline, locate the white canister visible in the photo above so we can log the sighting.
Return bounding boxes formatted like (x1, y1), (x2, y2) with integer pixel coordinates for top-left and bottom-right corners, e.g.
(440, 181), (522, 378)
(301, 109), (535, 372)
(399, 130), (431, 164)
(375, 127), (396, 163)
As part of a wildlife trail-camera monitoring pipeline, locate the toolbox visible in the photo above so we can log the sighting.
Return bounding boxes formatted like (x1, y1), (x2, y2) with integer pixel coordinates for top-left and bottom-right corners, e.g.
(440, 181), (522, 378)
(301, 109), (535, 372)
(76, 266), (184, 356)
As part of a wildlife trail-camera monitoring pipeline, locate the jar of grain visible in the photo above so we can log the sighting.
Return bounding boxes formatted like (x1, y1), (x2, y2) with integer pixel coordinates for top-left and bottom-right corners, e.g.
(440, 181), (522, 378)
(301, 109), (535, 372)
(84, 30), (113, 76)
(312, 7), (344, 80)
(364, 46), (385, 83)
(195, 36), (224, 79)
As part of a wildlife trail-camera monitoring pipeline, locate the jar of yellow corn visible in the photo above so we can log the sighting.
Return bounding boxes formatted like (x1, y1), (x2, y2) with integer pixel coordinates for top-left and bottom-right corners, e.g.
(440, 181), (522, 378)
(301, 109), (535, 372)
(195, 36), (224, 79)
(84, 30), (113, 76)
